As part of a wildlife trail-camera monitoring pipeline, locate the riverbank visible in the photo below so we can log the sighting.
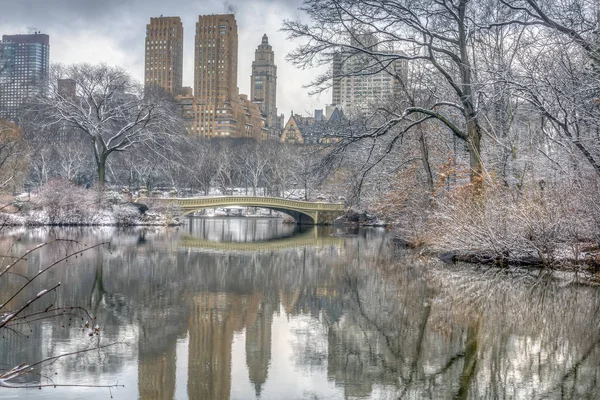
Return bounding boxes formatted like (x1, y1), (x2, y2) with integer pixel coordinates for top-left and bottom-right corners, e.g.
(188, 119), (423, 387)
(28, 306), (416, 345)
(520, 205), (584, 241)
(343, 182), (600, 275)
(0, 196), (299, 227)
(0, 206), (181, 227)
(0, 182), (181, 226)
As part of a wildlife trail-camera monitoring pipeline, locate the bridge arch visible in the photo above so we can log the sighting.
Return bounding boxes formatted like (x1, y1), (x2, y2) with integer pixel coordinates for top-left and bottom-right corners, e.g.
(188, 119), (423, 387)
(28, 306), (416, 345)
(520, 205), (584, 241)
(153, 196), (345, 225)
(180, 205), (316, 224)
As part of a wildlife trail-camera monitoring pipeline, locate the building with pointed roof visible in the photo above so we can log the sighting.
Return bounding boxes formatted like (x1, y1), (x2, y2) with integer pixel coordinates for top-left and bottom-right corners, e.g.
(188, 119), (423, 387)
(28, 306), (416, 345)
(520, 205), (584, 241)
(251, 34), (279, 139)
(280, 108), (345, 145)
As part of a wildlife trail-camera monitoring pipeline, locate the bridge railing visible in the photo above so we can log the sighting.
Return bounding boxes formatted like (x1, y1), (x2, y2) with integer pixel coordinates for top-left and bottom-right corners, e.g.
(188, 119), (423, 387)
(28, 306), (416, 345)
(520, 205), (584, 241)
(156, 196), (345, 211)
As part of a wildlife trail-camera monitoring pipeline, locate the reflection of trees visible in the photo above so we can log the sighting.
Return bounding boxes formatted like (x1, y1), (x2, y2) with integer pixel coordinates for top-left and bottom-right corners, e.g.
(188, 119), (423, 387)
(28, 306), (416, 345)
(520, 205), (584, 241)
(318, 245), (600, 399)
(2, 225), (600, 399)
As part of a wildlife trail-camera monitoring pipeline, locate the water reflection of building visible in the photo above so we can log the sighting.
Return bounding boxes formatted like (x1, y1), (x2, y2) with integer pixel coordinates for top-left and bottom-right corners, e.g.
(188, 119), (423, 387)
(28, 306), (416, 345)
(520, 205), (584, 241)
(138, 341), (177, 400)
(327, 316), (382, 398)
(187, 292), (260, 400)
(245, 298), (276, 397)
(137, 301), (188, 400)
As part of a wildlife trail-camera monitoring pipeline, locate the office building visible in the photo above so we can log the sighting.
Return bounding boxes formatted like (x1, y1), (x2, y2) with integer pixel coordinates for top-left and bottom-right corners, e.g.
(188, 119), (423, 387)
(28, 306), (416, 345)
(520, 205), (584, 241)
(0, 33), (49, 120)
(193, 14), (239, 137)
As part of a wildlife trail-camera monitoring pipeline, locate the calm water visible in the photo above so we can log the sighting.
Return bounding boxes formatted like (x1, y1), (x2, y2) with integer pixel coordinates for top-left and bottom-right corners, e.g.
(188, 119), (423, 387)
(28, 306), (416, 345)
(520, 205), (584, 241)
(1, 218), (600, 399)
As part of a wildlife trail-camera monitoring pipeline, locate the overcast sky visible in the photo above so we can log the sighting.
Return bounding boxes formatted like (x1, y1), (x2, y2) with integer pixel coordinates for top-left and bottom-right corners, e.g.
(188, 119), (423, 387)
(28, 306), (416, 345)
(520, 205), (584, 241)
(0, 0), (329, 118)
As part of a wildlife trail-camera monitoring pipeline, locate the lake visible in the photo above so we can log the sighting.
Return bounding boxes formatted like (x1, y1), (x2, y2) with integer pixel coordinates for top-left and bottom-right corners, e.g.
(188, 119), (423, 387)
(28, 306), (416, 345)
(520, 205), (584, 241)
(1, 218), (599, 399)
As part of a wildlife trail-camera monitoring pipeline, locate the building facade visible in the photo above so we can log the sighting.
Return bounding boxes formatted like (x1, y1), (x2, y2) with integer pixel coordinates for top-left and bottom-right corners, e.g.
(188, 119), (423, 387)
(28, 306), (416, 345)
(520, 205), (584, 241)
(250, 34), (278, 137)
(0, 33), (49, 120)
(331, 33), (406, 115)
(280, 114), (306, 144)
(281, 109), (344, 145)
(144, 17), (184, 95)
(234, 93), (268, 140)
(193, 14), (239, 137)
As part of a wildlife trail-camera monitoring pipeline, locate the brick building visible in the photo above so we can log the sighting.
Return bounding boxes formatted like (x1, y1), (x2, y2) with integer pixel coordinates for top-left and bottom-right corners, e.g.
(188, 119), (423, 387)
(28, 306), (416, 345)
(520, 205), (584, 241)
(144, 17), (184, 95)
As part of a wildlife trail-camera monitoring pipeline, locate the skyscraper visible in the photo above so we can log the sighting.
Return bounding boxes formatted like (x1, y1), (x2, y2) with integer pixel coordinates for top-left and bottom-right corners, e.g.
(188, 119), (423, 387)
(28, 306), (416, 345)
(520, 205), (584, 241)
(144, 17), (183, 95)
(251, 34), (278, 138)
(0, 33), (49, 120)
(194, 14), (238, 137)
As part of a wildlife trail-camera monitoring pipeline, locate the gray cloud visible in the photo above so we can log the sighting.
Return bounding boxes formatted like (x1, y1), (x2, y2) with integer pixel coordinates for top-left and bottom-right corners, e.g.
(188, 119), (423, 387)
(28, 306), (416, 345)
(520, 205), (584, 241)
(0, 0), (329, 118)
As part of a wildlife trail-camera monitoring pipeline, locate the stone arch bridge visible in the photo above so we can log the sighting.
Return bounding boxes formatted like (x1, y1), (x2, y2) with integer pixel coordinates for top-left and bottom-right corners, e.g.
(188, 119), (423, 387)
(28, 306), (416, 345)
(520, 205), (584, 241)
(155, 196), (346, 225)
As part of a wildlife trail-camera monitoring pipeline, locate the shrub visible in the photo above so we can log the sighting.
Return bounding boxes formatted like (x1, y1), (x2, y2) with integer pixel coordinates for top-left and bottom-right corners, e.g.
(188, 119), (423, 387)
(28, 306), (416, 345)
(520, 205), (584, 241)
(33, 179), (107, 225)
(427, 178), (597, 265)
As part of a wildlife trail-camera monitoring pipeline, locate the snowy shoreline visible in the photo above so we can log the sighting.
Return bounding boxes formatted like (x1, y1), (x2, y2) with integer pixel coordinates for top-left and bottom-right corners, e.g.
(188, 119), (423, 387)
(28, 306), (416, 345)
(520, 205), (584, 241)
(0, 211), (182, 227)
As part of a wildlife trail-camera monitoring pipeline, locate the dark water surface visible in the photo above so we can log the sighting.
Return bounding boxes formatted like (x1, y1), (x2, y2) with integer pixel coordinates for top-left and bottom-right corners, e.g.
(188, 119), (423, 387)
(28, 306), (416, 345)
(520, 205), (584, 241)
(1, 218), (600, 399)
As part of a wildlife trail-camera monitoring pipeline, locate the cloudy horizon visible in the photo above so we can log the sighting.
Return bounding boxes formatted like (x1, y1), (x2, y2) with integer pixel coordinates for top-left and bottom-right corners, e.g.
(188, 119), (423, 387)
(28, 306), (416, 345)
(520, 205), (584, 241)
(0, 0), (329, 119)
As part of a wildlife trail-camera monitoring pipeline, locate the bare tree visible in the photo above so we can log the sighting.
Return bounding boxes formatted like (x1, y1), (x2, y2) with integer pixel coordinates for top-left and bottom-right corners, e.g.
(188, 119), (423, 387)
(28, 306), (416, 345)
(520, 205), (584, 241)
(507, 38), (600, 177)
(283, 0), (494, 190)
(0, 119), (28, 193)
(25, 64), (184, 187)
(497, 1), (599, 64)
(185, 139), (220, 196)
(237, 140), (271, 196)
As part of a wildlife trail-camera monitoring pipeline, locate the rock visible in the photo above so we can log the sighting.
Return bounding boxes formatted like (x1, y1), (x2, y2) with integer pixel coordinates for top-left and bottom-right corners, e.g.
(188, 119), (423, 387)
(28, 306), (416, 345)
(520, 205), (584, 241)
(439, 252), (456, 264)
(340, 209), (380, 225)
(129, 202), (149, 214)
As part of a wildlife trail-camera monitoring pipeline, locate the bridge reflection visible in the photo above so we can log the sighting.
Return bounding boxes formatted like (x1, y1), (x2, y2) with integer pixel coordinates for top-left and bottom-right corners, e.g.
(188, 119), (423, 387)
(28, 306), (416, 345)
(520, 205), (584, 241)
(180, 218), (345, 252)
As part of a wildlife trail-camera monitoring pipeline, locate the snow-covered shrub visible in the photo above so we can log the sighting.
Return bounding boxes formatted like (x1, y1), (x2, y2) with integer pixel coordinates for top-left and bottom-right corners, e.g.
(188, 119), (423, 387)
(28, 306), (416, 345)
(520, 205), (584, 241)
(0, 212), (26, 226)
(111, 204), (141, 226)
(142, 198), (181, 222)
(33, 179), (106, 225)
(428, 179), (597, 265)
(2, 180), (181, 226)
(574, 176), (600, 244)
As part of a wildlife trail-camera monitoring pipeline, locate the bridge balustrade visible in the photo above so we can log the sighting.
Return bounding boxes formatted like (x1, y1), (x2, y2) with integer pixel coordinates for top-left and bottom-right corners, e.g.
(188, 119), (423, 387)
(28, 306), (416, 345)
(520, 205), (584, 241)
(165, 196), (344, 211)
(151, 196), (345, 224)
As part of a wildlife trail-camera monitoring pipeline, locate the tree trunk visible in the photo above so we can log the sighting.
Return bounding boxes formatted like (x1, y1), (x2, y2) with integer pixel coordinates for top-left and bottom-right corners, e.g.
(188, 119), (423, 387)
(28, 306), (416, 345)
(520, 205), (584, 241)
(304, 179), (308, 200)
(467, 118), (484, 196)
(458, 0), (484, 193)
(456, 324), (479, 400)
(418, 130), (435, 195)
(97, 152), (108, 188)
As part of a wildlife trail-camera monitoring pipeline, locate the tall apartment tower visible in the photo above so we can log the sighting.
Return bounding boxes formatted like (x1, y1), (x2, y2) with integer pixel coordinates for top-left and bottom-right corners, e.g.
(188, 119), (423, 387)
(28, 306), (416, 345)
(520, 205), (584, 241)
(332, 33), (406, 115)
(0, 33), (49, 120)
(331, 52), (342, 106)
(144, 17), (183, 95)
(250, 34), (277, 135)
(194, 14), (238, 137)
